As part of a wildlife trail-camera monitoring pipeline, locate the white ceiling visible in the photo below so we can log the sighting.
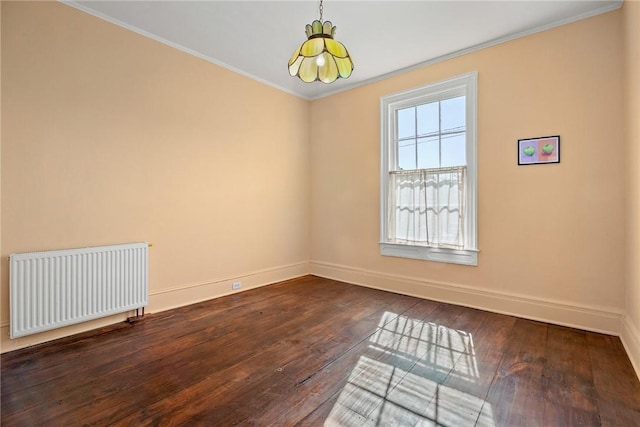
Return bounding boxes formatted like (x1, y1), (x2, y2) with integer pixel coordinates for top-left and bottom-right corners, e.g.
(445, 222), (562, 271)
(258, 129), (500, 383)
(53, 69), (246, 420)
(64, 1), (621, 100)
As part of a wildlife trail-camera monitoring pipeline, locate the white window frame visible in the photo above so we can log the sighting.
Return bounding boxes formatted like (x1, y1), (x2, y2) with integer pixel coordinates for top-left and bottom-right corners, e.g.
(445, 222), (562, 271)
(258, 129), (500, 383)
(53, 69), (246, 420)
(380, 71), (478, 266)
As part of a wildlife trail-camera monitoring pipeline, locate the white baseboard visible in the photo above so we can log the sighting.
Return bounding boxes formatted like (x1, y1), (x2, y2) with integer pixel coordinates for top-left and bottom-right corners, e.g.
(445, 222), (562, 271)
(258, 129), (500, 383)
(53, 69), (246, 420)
(0, 261), (309, 354)
(310, 261), (623, 336)
(0, 313), (130, 354)
(148, 261), (308, 313)
(621, 314), (640, 380)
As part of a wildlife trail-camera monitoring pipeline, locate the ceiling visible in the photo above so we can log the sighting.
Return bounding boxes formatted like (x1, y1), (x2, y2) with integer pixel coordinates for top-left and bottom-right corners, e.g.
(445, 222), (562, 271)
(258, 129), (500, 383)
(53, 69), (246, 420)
(64, 1), (621, 100)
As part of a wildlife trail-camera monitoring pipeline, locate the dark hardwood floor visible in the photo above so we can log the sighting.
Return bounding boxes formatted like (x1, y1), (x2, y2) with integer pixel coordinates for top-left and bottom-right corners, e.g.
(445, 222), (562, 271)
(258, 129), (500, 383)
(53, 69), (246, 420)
(2, 275), (639, 426)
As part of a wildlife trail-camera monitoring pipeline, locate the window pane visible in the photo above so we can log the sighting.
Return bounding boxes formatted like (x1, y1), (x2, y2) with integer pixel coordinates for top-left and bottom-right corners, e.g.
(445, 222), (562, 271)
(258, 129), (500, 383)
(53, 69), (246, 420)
(417, 136), (439, 169)
(380, 71), (477, 263)
(441, 134), (466, 167)
(398, 139), (416, 170)
(397, 107), (415, 139)
(441, 96), (465, 133)
(416, 102), (439, 137)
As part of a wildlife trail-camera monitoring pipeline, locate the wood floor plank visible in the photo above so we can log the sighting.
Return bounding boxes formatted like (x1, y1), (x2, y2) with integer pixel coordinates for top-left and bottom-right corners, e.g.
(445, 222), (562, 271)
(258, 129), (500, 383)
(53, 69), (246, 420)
(587, 331), (640, 426)
(541, 325), (599, 420)
(2, 275), (639, 426)
(441, 310), (517, 402)
(482, 319), (548, 426)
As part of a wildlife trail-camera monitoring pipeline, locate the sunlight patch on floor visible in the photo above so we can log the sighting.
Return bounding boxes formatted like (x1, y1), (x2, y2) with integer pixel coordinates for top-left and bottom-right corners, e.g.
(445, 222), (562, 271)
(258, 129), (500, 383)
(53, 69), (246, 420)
(324, 311), (495, 427)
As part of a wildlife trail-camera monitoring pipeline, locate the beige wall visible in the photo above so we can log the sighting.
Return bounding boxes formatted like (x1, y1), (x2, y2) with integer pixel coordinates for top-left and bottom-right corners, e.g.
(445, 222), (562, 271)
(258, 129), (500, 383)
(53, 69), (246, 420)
(0, 1), (310, 351)
(623, 0), (640, 377)
(310, 9), (626, 332)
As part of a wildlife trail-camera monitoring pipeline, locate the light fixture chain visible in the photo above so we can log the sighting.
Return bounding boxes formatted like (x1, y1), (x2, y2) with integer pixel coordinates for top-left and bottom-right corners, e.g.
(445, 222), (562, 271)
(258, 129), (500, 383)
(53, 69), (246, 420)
(319, 0), (323, 22)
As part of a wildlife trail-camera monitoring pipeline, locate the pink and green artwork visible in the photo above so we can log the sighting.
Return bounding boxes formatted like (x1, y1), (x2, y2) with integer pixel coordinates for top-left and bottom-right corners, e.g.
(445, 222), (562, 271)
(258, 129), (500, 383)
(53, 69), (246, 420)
(518, 136), (560, 165)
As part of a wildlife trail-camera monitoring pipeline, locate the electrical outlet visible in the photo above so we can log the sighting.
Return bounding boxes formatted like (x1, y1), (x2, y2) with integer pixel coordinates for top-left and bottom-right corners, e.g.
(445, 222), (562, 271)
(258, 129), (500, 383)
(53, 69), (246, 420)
(232, 281), (241, 290)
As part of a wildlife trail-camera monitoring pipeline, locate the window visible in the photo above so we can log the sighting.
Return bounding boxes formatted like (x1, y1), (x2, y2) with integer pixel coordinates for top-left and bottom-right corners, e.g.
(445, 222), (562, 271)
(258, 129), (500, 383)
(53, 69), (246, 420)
(380, 72), (478, 266)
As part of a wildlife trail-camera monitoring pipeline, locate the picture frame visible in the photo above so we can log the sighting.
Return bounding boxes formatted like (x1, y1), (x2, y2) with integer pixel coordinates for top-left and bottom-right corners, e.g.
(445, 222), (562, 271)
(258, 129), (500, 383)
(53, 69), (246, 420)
(518, 135), (560, 165)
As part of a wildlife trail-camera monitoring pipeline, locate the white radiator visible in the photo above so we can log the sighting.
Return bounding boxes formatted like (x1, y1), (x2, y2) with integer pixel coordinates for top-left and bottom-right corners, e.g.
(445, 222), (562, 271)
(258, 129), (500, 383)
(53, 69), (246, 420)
(9, 242), (148, 338)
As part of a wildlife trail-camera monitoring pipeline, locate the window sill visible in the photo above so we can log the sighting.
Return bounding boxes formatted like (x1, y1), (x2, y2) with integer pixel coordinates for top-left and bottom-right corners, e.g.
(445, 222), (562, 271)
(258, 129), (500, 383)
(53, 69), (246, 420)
(380, 242), (478, 266)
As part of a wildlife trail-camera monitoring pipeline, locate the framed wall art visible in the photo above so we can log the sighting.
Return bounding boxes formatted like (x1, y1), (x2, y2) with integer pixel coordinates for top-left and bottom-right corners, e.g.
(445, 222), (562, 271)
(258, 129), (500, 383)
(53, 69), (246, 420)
(518, 135), (560, 165)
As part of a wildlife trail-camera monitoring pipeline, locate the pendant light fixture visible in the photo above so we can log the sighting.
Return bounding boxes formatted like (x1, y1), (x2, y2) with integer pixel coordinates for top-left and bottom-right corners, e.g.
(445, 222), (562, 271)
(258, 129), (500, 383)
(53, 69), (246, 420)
(288, 0), (354, 83)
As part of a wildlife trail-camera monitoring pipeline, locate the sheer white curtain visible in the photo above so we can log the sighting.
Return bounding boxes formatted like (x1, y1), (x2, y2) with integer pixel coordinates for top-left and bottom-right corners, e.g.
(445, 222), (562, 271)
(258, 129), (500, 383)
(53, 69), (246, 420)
(388, 167), (466, 249)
